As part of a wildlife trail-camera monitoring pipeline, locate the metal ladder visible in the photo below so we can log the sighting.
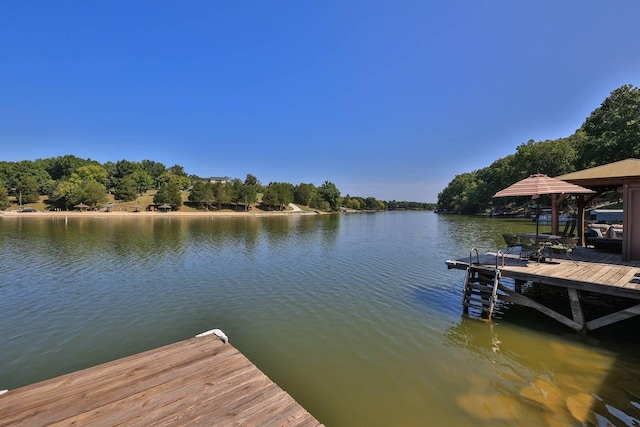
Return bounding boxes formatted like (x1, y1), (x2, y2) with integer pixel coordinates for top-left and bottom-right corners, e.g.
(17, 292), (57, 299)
(462, 249), (503, 319)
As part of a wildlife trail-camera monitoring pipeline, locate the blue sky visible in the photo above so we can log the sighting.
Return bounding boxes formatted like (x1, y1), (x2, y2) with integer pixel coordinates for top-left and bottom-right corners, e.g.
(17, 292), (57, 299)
(1, 1), (638, 202)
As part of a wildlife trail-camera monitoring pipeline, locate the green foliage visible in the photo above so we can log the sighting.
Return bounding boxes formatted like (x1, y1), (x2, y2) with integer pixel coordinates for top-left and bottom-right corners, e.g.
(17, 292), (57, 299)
(158, 172), (190, 191)
(437, 84), (640, 213)
(15, 175), (41, 203)
(512, 138), (576, 179)
(211, 182), (229, 209)
(437, 171), (482, 214)
(240, 183), (258, 209)
(51, 180), (83, 210)
(188, 181), (215, 210)
(0, 156), (430, 212)
(141, 160), (167, 189)
(0, 180), (9, 210)
(294, 183), (315, 206)
(131, 170), (154, 193)
(167, 164), (187, 177)
(262, 182), (294, 210)
(0, 162), (16, 189)
(346, 197), (361, 209)
(115, 160), (139, 179)
(576, 84), (640, 168)
(114, 175), (139, 201)
(82, 180), (108, 207)
(76, 165), (108, 185)
(153, 181), (182, 209)
(45, 155), (96, 181)
(244, 173), (260, 188)
(309, 195), (330, 212)
(317, 181), (341, 211)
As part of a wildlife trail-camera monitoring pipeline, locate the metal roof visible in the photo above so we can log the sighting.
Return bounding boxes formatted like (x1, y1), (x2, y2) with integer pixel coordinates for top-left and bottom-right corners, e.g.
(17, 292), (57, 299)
(555, 159), (640, 188)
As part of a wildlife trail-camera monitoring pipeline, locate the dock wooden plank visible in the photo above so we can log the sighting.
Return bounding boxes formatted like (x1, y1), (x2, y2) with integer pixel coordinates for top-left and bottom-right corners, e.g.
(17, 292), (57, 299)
(0, 336), (323, 427)
(48, 353), (256, 427)
(448, 247), (640, 298)
(617, 268), (640, 288)
(1, 339), (236, 426)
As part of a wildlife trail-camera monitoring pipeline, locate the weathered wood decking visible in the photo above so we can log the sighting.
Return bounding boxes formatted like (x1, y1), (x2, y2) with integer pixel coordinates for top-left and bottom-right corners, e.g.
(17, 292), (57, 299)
(447, 247), (640, 331)
(0, 334), (324, 427)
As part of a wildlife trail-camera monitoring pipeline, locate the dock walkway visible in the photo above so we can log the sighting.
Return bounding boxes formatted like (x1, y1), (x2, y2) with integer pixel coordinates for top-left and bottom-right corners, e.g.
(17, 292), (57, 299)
(0, 333), (323, 427)
(446, 247), (640, 332)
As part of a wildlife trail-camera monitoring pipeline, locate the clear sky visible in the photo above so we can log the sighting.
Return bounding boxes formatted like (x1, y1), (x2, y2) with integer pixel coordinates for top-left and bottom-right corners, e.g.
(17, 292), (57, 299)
(1, 1), (639, 202)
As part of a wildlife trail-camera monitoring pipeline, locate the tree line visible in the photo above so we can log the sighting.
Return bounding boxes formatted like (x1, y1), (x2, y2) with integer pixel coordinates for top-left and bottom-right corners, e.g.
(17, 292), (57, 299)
(0, 156), (433, 212)
(437, 84), (640, 214)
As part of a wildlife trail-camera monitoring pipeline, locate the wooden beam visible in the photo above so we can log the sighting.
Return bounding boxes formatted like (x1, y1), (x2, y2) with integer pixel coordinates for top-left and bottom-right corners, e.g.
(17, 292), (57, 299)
(585, 303), (640, 331)
(497, 284), (583, 331)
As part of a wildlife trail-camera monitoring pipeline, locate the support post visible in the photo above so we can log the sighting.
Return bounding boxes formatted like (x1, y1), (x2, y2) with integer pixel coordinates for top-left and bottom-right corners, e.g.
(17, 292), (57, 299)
(567, 288), (585, 332)
(515, 279), (524, 294)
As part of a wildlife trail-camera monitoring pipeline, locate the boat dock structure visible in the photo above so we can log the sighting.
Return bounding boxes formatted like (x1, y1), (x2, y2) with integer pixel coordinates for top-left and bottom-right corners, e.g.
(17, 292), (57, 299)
(446, 247), (640, 332)
(0, 331), (324, 427)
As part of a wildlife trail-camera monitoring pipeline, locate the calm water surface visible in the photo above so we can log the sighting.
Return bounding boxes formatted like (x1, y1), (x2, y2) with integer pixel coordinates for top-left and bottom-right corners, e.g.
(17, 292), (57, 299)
(1, 212), (639, 426)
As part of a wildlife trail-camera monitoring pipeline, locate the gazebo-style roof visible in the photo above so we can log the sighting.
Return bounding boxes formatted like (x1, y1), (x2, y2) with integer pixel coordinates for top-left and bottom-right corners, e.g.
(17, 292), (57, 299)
(555, 158), (640, 261)
(556, 158), (640, 189)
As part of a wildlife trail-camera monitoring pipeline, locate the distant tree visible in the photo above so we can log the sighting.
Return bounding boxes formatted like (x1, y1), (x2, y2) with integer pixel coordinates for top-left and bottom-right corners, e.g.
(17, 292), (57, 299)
(244, 173), (260, 188)
(45, 155), (94, 180)
(309, 193), (330, 211)
(141, 160), (166, 189)
(154, 181), (182, 209)
(14, 160), (53, 194)
(0, 162), (16, 189)
(168, 164), (187, 177)
(241, 184), (258, 210)
(82, 180), (108, 208)
(212, 182), (229, 210)
(437, 171), (481, 213)
(158, 165), (191, 190)
(76, 165), (108, 186)
(51, 179), (83, 210)
(511, 139), (576, 179)
(188, 181), (215, 210)
(346, 198), (361, 210)
(103, 161), (118, 190)
(15, 175), (41, 203)
(115, 159), (139, 179)
(576, 84), (640, 168)
(294, 183), (315, 206)
(0, 180), (9, 210)
(130, 170), (154, 193)
(262, 182), (294, 210)
(227, 178), (244, 210)
(365, 196), (382, 210)
(114, 175), (139, 201)
(317, 181), (341, 211)
(158, 172), (189, 190)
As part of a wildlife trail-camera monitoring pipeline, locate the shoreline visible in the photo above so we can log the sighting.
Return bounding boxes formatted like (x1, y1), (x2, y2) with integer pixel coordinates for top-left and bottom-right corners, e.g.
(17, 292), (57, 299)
(0, 209), (325, 219)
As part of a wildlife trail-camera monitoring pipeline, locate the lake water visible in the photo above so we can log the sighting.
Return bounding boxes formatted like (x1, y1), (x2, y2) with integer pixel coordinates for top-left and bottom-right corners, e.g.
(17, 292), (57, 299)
(1, 212), (639, 426)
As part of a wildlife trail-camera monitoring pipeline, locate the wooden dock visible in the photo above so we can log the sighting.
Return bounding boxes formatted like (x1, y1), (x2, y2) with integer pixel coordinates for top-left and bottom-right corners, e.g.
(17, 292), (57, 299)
(446, 247), (640, 332)
(0, 333), (324, 427)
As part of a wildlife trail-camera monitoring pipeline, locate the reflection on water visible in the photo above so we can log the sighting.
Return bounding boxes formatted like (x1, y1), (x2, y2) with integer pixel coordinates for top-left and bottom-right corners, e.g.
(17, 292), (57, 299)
(1, 213), (639, 426)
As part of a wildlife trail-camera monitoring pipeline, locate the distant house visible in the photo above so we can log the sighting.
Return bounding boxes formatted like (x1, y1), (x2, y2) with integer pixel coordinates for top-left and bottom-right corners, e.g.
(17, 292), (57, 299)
(209, 177), (228, 184)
